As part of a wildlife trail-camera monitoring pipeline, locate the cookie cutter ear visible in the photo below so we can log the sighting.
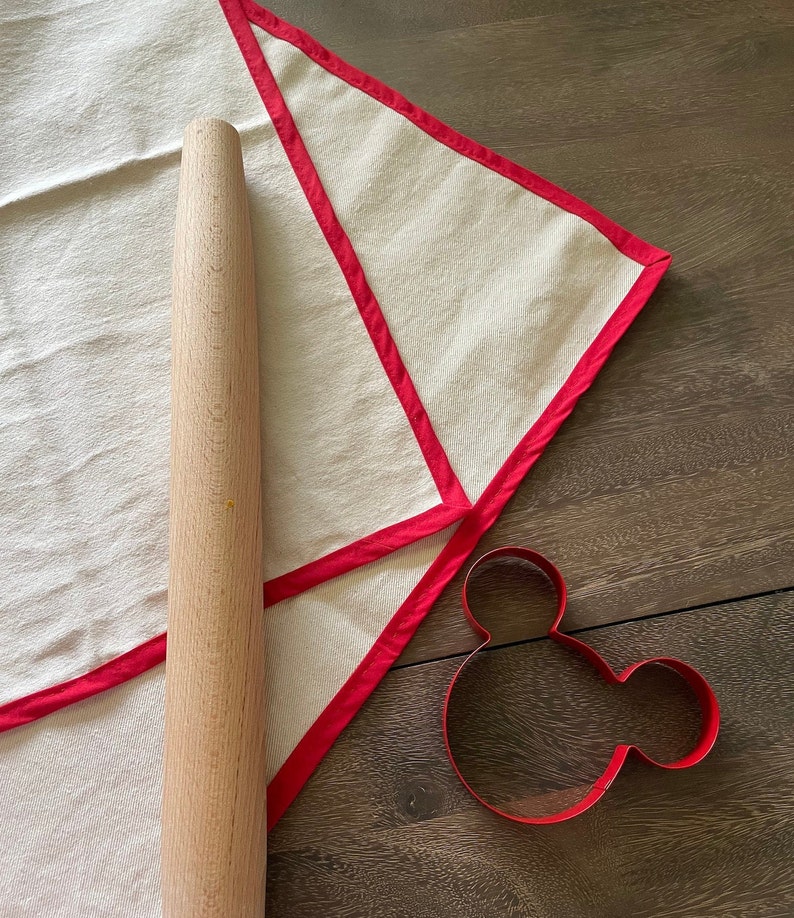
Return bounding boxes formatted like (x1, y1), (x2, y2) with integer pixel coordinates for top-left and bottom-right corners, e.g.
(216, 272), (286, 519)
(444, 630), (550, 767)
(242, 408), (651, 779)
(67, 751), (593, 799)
(442, 546), (720, 824)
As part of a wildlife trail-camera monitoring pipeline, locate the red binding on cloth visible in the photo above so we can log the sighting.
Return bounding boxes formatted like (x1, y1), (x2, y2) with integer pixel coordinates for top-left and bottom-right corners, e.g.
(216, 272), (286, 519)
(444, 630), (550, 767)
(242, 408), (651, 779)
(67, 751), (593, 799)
(443, 547), (720, 824)
(0, 633), (167, 731)
(263, 501), (469, 606)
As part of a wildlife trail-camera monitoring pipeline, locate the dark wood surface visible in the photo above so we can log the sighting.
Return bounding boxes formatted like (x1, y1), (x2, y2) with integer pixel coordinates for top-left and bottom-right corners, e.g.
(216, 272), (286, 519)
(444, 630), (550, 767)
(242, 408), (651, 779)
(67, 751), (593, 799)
(270, 595), (794, 917)
(265, 0), (794, 914)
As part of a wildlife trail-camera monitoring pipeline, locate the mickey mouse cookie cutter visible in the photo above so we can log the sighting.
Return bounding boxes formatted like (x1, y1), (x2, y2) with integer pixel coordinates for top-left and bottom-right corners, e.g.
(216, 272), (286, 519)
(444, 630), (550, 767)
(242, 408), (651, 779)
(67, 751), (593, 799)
(442, 546), (720, 824)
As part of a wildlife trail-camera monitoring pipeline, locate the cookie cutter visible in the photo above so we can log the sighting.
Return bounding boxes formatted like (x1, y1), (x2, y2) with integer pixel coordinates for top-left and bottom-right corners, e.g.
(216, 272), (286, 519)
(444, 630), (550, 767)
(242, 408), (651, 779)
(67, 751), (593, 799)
(442, 546), (720, 824)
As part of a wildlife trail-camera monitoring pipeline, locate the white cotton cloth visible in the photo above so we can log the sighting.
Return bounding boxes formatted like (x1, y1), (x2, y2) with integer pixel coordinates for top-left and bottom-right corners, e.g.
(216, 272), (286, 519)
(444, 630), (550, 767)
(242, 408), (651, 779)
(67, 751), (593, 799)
(256, 27), (643, 498)
(0, 0), (667, 913)
(0, 672), (164, 918)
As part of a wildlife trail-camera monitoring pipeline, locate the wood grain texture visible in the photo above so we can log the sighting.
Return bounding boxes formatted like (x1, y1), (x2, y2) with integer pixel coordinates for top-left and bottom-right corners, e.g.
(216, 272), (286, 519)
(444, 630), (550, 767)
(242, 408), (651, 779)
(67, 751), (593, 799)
(162, 119), (267, 918)
(268, 593), (794, 917)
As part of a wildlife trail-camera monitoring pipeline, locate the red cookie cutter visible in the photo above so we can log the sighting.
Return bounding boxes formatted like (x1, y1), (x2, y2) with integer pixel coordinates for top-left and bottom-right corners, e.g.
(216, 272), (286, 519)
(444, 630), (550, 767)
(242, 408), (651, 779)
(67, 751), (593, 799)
(442, 546), (720, 824)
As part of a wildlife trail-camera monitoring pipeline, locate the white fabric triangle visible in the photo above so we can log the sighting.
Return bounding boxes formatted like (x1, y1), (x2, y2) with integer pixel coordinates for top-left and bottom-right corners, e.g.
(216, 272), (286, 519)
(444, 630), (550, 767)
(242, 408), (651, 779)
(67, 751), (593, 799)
(250, 20), (646, 498)
(0, 0), (670, 911)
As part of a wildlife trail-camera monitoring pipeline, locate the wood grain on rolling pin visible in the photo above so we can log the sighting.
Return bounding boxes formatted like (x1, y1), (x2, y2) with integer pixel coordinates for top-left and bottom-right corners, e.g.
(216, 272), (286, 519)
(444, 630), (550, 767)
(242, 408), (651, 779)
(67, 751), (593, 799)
(162, 118), (267, 918)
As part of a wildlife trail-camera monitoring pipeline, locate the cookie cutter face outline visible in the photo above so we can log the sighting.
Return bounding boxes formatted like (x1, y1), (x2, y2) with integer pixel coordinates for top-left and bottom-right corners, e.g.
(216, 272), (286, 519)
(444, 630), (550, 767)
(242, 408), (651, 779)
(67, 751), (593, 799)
(442, 546), (721, 824)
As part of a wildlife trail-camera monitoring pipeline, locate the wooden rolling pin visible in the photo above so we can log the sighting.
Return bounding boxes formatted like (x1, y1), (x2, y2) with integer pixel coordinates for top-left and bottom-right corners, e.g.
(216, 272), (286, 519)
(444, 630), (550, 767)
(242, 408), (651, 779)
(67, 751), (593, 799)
(162, 118), (267, 918)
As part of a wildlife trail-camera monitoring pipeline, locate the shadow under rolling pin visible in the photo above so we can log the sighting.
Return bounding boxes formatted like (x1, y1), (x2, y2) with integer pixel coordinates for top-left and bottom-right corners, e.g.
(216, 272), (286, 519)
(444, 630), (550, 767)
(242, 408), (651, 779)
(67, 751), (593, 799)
(162, 118), (267, 918)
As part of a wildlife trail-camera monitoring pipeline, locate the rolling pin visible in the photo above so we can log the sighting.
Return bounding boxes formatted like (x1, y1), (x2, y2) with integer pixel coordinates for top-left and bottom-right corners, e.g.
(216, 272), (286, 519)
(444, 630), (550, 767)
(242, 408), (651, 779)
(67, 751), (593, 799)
(161, 118), (267, 918)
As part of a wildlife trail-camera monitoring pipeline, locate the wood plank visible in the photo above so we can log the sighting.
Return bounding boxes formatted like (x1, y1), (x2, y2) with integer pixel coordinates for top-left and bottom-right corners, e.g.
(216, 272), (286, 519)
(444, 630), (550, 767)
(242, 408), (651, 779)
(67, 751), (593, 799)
(267, 0), (794, 56)
(267, 592), (794, 917)
(270, 2), (794, 146)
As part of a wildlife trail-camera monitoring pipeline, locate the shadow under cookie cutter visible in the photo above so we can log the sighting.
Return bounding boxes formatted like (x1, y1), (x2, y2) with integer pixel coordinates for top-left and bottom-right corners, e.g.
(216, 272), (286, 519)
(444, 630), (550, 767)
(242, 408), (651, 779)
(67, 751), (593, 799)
(442, 546), (721, 824)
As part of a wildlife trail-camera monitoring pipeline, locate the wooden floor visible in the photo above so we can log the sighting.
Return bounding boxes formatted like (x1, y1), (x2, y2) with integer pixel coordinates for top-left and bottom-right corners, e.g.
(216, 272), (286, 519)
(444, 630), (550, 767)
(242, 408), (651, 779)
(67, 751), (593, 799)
(266, 1), (794, 915)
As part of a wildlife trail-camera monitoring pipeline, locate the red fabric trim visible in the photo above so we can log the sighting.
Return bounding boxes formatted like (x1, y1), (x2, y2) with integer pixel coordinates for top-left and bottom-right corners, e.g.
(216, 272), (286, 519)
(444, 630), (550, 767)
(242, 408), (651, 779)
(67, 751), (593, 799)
(0, 633), (166, 732)
(0, 2), (671, 838)
(264, 500), (469, 606)
(221, 2), (671, 824)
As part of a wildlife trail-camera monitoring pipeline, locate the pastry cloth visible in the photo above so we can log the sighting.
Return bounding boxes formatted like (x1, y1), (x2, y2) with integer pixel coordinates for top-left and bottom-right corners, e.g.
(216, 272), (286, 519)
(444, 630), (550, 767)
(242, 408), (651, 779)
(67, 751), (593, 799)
(0, 1), (670, 913)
